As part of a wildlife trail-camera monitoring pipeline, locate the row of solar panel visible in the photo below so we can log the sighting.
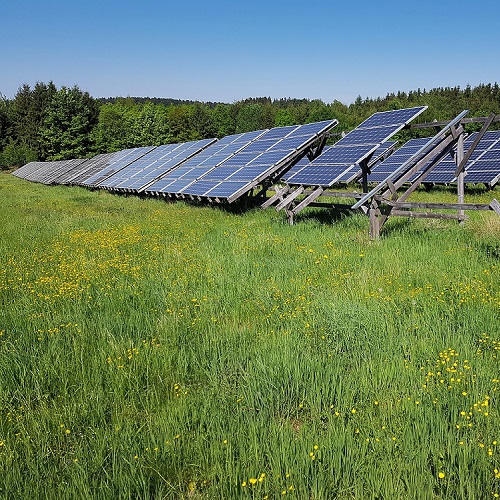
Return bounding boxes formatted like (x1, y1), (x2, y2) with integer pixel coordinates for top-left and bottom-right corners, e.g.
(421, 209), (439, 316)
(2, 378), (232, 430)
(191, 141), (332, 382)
(366, 130), (500, 186)
(13, 108), (500, 200)
(13, 120), (339, 202)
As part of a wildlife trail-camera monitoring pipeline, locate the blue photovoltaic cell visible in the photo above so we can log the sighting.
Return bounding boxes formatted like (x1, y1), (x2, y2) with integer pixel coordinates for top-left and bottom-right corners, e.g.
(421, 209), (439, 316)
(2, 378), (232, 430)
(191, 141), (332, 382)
(222, 152), (262, 166)
(269, 136), (309, 151)
(243, 139), (281, 152)
(158, 178), (195, 193)
(290, 166), (352, 186)
(98, 144), (180, 189)
(286, 107), (427, 187)
(248, 150), (294, 165)
(476, 149), (500, 161)
(182, 120), (337, 199)
(334, 125), (402, 146)
(260, 125), (299, 140)
(357, 106), (427, 128)
(313, 145), (376, 164)
(66, 153), (118, 185)
(465, 171), (500, 183)
(467, 160), (499, 171)
(227, 165), (271, 181)
(148, 120), (337, 200)
(368, 138), (430, 183)
(202, 166), (240, 180)
(82, 147), (155, 187)
(145, 130), (267, 194)
(181, 180), (219, 196)
(204, 181), (250, 198)
(280, 155), (311, 181)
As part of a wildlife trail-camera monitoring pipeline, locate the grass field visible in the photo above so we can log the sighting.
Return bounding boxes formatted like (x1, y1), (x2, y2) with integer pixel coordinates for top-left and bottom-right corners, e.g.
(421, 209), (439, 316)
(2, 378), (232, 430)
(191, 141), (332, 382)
(1, 172), (500, 499)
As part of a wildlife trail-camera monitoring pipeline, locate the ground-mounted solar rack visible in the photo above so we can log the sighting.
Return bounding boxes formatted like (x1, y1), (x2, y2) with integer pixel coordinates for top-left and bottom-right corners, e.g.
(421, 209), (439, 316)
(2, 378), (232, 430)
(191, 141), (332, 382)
(144, 120), (338, 206)
(264, 107), (427, 223)
(352, 112), (500, 238)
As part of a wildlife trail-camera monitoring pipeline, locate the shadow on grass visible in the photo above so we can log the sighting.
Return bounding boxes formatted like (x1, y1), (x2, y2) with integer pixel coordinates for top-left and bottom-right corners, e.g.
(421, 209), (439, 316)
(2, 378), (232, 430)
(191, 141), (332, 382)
(292, 205), (358, 225)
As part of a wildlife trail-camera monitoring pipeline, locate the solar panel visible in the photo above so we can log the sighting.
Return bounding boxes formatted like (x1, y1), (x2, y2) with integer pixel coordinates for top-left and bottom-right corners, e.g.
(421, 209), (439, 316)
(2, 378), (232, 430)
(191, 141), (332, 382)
(357, 107), (428, 128)
(81, 147), (156, 187)
(464, 170), (500, 184)
(368, 141), (397, 167)
(145, 130), (267, 196)
(368, 138), (430, 183)
(179, 120), (337, 200)
(52, 158), (94, 184)
(96, 139), (216, 191)
(37, 159), (89, 185)
(408, 130), (500, 186)
(12, 161), (47, 179)
(285, 107), (427, 188)
(20, 159), (85, 184)
(68, 152), (129, 185)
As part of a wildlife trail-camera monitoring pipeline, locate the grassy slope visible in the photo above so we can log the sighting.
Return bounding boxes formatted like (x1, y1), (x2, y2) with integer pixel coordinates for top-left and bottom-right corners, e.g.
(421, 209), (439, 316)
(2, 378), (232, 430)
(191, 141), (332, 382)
(0, 173), (499, 499)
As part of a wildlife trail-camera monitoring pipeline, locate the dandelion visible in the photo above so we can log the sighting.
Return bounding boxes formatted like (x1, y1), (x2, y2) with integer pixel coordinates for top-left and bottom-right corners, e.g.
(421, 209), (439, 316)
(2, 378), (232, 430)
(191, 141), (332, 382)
(438, 472), (445, 479)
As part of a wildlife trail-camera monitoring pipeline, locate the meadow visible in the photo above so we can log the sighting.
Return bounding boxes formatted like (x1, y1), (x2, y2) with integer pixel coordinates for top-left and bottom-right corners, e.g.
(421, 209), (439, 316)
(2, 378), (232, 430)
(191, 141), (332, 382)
(0, 172), (499, 499)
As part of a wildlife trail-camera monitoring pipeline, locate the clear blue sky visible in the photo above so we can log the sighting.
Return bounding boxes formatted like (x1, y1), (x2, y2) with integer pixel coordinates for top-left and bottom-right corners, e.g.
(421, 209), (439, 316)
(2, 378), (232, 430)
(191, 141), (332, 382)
(1, 0), (499, 104)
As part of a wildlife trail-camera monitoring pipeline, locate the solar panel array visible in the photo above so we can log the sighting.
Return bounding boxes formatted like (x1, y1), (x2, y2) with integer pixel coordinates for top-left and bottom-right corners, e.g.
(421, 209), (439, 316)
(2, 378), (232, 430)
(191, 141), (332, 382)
(98, 139), (217, 192)
(13, 113), (499, 214)
(367, 130), (500, 187)
(145, 130), (266, 196)
(146, 120), (337, 201)
(12, 119), (338, 204)
(12, 161), (48, 180)
(81, 147), (156, 187)
(367, 138), (430, 183)
(68, 152), (131, 186)
(284, 107), (427, 187)
(13, 159), (88, 185)
(463, 131), (500, 186)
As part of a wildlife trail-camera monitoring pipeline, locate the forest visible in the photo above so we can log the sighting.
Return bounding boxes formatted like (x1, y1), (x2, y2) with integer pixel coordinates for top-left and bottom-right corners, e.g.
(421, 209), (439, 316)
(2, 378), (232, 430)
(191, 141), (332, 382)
(1, 81), (500, 169)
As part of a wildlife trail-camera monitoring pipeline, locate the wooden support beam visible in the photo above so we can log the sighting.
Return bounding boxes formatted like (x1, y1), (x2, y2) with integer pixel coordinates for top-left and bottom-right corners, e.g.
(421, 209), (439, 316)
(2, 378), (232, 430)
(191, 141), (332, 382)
(390, 210), (468, 221)
(490, 199), (500, 216)
(411, 115), (500, 129)
(378, 200), (495, 210)
(276, 186), (305, 211)
(291, 187), (324, 215)
(380, 131), (458, 199)
(302, 190), (364, 199)
(359, 159), (369, 194)
(261, 185), (290, 208)
(369, 199), (381, 240)
(454, 112), (496, 177)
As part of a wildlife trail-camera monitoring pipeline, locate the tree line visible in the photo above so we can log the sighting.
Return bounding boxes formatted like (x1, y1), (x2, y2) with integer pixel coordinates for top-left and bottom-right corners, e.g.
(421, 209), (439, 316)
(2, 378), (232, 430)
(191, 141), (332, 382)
(1, 81), (499, 169)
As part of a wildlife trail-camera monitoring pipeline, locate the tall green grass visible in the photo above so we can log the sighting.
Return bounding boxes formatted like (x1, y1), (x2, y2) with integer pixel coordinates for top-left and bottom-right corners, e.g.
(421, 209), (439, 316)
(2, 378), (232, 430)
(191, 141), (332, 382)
(1, 173), (499, 498)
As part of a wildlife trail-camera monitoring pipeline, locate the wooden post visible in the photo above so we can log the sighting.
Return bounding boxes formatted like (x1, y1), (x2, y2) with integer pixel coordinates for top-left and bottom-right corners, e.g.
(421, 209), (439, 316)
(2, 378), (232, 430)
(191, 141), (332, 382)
(369, 199), (380, 240)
